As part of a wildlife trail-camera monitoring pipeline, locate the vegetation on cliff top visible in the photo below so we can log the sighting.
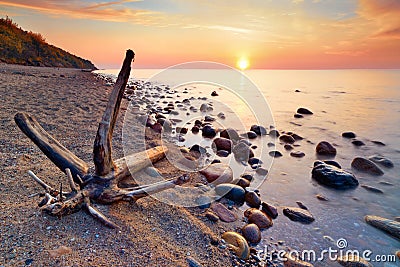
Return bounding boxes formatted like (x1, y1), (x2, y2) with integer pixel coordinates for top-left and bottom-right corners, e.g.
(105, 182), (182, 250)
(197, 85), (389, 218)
(0, 17), (96, 69)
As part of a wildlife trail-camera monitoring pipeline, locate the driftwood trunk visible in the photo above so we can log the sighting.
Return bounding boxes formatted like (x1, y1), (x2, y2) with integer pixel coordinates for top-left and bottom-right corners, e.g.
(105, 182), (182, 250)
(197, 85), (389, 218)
(15, 50), (188, 228)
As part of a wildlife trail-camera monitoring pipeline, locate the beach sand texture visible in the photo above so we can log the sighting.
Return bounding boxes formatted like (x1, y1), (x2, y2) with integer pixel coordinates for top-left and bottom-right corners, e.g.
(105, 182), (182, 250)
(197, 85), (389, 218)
(0, 63), (234, 267)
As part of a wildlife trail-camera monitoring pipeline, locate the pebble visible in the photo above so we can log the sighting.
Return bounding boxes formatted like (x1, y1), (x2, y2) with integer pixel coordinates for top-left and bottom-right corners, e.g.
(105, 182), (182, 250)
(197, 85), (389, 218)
(351, 157), (384, 176)
(261, 202), (278, 219)
(312, 161), (359, 189)
(269, 150), (283, 157)
(371, 140), (385, 146)
(297, 107), (313, 115)
(216, 150), (230, 157)
(283, 207), (315, 224)
(352, 140), (365, 146)
(204, 115), (215, 122)
(242, 224), (261, 244)
(396, 251), (400, 260)
(246, 131), (258, 139)
(199, 163), (233, 184)
(269, 129), (280, 137)
(279, 134), (295, 144)
(245, 191), (261, 208)
(213, 137), (233, 152)
(211, 91), (218, 96)
(234, 178), (250, 188)
(316, 141), (337, 156)
(221, 232), (250, 259)
(369, 155), (394, 168)
(361, 184), (384, 194)
(315, 194), (329, 201)
(342, 132), (356, 138)
(267, 142), (275, 147)
(294, 113), (304, 118)
(191, 125), (200, 133)
(284, 144), (294, 151)
(210, 203), (237, 222)
(215, 184), (245, 203)
(250, 125), (267, 135)
(290, 151), (305, 158)
(365, 215), (400, 240)
(202, 125), (216, 138)
(295, 201), (308, 210)
(232, 142), (254, 162)
(220, 128), (240, 141)
(241, 173), (254, 182)
(247, 209), (273, 229)
(248, 157), (262, 165)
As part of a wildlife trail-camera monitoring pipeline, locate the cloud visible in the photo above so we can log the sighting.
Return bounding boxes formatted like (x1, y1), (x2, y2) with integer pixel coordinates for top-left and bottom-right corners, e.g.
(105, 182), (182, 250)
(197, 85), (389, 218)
(0, 0), (161, 25)
(373, 27), (400, 39)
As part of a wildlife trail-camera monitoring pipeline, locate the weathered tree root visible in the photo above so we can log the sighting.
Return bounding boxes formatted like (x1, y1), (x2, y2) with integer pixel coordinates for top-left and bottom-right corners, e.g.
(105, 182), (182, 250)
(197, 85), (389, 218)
(15, 50), (189, 228)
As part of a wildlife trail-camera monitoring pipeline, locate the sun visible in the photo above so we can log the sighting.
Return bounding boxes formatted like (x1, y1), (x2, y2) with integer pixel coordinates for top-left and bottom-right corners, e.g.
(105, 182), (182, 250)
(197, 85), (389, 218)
(237, 58), (249, 70)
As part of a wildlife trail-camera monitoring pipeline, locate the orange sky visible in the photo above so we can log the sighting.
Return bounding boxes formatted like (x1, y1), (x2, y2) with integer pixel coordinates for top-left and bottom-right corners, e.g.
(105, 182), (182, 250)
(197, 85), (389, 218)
(1, 0), (400, 69)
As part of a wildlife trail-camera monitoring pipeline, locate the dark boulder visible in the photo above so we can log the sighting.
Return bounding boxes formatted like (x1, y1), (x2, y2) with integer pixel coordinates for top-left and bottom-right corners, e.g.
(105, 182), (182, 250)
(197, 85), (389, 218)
(312, 161), (358, 189)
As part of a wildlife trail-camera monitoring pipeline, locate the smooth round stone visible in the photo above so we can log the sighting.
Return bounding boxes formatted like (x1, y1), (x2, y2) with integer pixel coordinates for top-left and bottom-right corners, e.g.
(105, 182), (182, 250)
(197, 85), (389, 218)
(202, 125), (216, 138)
(245, 191), (261, 208)
(261, 202), (278, 219)
(213, 137), (232, 152)
(210, 202), (237, 222)
(248, 157), (262, 165)
(284, 144), (294, 151)
(240, 173), (254, 182)
(250, 125), (267, 135)
(232, 143), (254, 162)
(199, 163), (233, 184)
(211, 91), (218, 96)
(246, 131), (258, 139)
(294, 113), (304, 118)
(279, 134), (295, 144)
(219, 128), (240, 141)
(269, 129), (280, 137)
(191, 125), (200, 133)
(352, 140), (365, 146)
(267, 142), (275, 147)
(297, 107), (313, 114)
(205, 211), (219, 222)
(215, 184), (245, 203)
(248, 210), (273, 229)
(316, 141), (337, 156)
(290, 151), (305, 158)
(351, 157), (384, 176)
(195, 195), (212, 209)
(291, 133), (304, 140)
(204, 115), (215, 122)
(342, 131), (356, 138)
(369, 155), (394, 168)
(242, 224), (261, 244)
(316, 194), (329, 201)
(269, 150), (283, 157)
(221, 232), (249, 259)
(200, 103), (211, 112)
(312, 162), (359, 189)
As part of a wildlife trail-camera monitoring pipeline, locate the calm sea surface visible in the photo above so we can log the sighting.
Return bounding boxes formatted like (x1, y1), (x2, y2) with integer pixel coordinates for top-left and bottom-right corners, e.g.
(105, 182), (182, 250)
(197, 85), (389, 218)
(96, 68), (400, 266)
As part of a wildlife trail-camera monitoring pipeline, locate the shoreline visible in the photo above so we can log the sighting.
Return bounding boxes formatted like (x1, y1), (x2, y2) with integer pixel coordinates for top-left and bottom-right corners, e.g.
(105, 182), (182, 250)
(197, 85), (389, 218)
(0, 63), (238, 266)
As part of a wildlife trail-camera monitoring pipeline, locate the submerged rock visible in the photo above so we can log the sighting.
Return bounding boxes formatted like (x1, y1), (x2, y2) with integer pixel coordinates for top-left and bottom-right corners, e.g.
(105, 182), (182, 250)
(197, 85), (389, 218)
(369, 155), (394, 168)
(297, 107), (313, 115)
(365, 215), (400, 240)
(316, 141), (337, 156)
(352, 140), (365, 146)
(241, 224), (261, 244)
(269, 129), (280, 137)
(221, 232), (249, 259)
(283, 207), (315, 224)
(232, 142), (254, 162)
(342, 132), (356, 138)
(312, 162), (358, 189)
(246, 131), (258, 139)
(279, 134), (296, 144)
(351, 157), (384, 176)
(215, 184), (245, 203)
(269, 150), (283, 157)
(199, 163), (233, 184)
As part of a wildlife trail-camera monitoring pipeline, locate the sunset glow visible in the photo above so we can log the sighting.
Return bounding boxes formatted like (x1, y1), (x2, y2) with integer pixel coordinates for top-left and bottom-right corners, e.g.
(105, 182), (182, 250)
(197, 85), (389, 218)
(0, 0), (399, 69)
(237, 58), (249, 71)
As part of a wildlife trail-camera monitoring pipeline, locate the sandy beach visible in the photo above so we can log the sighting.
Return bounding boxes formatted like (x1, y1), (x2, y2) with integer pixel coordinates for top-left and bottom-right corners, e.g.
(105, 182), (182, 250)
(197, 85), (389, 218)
(0, 63), (238, 267)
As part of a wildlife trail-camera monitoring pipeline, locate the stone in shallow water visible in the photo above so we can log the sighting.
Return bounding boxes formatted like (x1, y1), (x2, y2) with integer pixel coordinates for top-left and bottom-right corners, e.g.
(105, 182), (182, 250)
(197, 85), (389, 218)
(369, 155), (394, 168)
(290, 151), (305, 158)
(279, 134), (295, 144)
(342, 131), (356, 138)
(250, 125), (267, 135)
(214, 183), (245, 203)
(312, 161), (358, 189)
(212, 137), (232, 152)
(364, 215), (400, 240)
(361, 184), (384, 194)
(219, 128), (240, 141)
(316, 141), (337, 156)
(232, 142), (254, 162)
(352, 139), (365, 146)
(283, 207), (315, 224)
(297, 107), (313, 115)
(245, 131), (258, 139)
(201, 125), (216, 138)
(351, 157), (384, 176)
(269, 150), (283, 157)
(269, 129), (280, 137)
